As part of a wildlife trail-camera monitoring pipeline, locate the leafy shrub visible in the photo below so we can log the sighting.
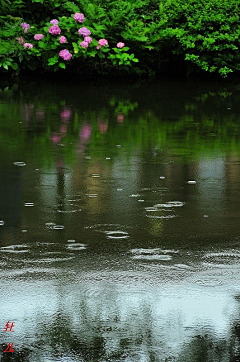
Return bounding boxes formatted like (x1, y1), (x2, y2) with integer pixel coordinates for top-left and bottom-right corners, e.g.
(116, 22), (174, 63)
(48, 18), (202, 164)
(1, 0), (240, 78)
(154, 0), (240, 77)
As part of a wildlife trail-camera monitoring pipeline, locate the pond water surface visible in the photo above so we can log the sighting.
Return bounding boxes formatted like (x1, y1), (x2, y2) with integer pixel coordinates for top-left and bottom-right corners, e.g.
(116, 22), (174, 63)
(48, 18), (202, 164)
(1, 79), (240, 361)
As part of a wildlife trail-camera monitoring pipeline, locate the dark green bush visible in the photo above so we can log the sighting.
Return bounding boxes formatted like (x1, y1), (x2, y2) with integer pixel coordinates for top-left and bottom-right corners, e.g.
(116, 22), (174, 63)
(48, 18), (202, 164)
(1, 0), (240, 78)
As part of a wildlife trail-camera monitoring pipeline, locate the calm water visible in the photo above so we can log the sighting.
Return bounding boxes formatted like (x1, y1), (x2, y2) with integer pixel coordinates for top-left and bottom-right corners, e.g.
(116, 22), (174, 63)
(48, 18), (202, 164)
(1, 79), (240, 361)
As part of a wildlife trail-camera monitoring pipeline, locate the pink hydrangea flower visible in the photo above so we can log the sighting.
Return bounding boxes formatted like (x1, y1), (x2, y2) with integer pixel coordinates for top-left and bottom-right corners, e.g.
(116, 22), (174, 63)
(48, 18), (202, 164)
(59, 49), (72, 61)
(24, 43), (33, 49)
(49, 25), (61, 35)
(17, 37), (25, 44)
(21, 22), (30, 33)
(78, 27), (91, 36)
(96, 45), (101, 50)
(117, 42), (125, 48)
(34, 34), (44, 40)
(84, 36), (92, 43)
(74, 13), (84, 23)
(98, 39), (108, 46)
(80, 41), (89, 48)
(59, 36), (67, 44)
(50, 19), (59, 25)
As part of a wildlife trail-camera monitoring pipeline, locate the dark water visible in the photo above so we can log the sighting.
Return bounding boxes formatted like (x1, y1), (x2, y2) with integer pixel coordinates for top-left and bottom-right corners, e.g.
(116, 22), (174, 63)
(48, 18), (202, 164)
(1, 79), (240, 361)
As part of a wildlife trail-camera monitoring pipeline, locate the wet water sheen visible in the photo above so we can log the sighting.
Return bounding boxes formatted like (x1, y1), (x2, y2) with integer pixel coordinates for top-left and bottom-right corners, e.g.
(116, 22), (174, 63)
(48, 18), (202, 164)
(1, 79), (240, 361)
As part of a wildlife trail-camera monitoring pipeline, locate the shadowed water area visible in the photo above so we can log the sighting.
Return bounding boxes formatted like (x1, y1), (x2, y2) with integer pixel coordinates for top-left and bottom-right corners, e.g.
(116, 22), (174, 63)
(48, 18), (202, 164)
(1, 79), (240, 361)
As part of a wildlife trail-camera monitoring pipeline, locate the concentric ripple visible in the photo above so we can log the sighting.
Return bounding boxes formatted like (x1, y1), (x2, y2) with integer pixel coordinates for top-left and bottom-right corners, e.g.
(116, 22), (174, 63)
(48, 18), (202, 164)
(130, 248), (179, 261)
(105, 230), (129, 239)
(145, 201), (184, 219)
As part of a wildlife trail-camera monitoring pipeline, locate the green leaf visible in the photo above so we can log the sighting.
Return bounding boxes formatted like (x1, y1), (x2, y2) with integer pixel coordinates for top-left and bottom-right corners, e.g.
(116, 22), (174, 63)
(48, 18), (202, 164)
(27, 63), (36, 70)
(59, 62), (66, 69)
(10, 62), (18, 70)
(3, 64), (8, 70)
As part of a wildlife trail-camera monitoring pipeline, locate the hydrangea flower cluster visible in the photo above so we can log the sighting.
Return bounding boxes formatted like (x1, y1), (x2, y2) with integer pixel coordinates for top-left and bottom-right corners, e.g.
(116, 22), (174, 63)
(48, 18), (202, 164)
(19, 11), (132, 68)
(84, 36), (92, 43)
(74, 13), (84, 23)
(78, 27), (91, 37)
(59, 49), (72, 61)
(59, 36), (67, 44)
(34, 34), (44, 41)
(21, 22), (30, 33)
(117, 42), (125, 48)
(80, 41), (89, 48)
(24, 43), (33, 49)
(49, 25), (61, 35)
(96, 39), (108, 49)
(50, 19), (59, 25)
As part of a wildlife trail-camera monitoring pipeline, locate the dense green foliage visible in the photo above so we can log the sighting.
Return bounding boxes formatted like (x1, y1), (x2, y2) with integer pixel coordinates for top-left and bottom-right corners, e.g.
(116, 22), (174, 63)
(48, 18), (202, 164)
(1, 0), (240, 78)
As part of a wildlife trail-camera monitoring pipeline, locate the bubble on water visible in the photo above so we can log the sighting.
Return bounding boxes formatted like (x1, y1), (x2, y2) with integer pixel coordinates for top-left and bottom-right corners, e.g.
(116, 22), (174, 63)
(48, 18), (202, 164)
(45, 222), (56, 227)
(116, 144), (121, 148)
(168, 201), (184, 207)
(24, 203), (34, 207)
(85, 156), (91, 159)
(0, 220), (4, 226)
(0, 244), (29, 253)
(187, 180), (196, 184)
(22, 230), (28, 233)
(117, 188), (123, 191)
(203, 214), (209, 218)
(146, 214), (176, 219)
(146, 201), (184, 211)
(91, 174), (100, 178)
(130, 248), (176, 261)
(132, 254), (172, 261)
(131, 248), (178, 255)
(159, 176), (165, 179)
(67, 243), (86, 251)
(129, 194), (141, 198)
(86, 193), (98, 198)
(13, 161), (26, 167)
(106, 157), (111, 160)
(53, 225), (65, 230)
(57, 209), (79, 213)
(35, 168), (39, 171)
(105, 230), (129, 239)
(67, 239), (76, 243)
(138, 199), (144, 202)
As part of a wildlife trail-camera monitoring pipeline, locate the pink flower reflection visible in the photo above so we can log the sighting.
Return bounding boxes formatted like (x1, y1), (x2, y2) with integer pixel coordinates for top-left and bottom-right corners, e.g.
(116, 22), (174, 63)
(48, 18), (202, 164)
(60, 107), (71, 122)
(98, 120), (108, 134)
(35, 109), (45, 122)
(80, 123), (92, 140)
(60, 124), (67, 134)
(51, 133), (62, 144)
(117, 113), (124, 123)
(77, 123), (92, 153)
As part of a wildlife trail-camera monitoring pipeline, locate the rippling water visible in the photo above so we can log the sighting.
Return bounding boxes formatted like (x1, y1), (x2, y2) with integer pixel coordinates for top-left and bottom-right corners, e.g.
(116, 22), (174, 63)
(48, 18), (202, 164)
(1, 79), (240, 361)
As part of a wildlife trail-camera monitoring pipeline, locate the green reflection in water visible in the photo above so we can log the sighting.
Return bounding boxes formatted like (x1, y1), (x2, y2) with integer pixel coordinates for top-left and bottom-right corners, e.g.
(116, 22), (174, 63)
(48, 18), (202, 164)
(0, 80), (240, 168)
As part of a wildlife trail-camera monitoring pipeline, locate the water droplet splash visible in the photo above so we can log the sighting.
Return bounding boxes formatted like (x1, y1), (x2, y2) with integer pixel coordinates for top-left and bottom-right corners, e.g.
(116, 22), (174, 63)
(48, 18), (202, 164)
(24, 203), (34, 207)
(13, 161), (26, 167)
